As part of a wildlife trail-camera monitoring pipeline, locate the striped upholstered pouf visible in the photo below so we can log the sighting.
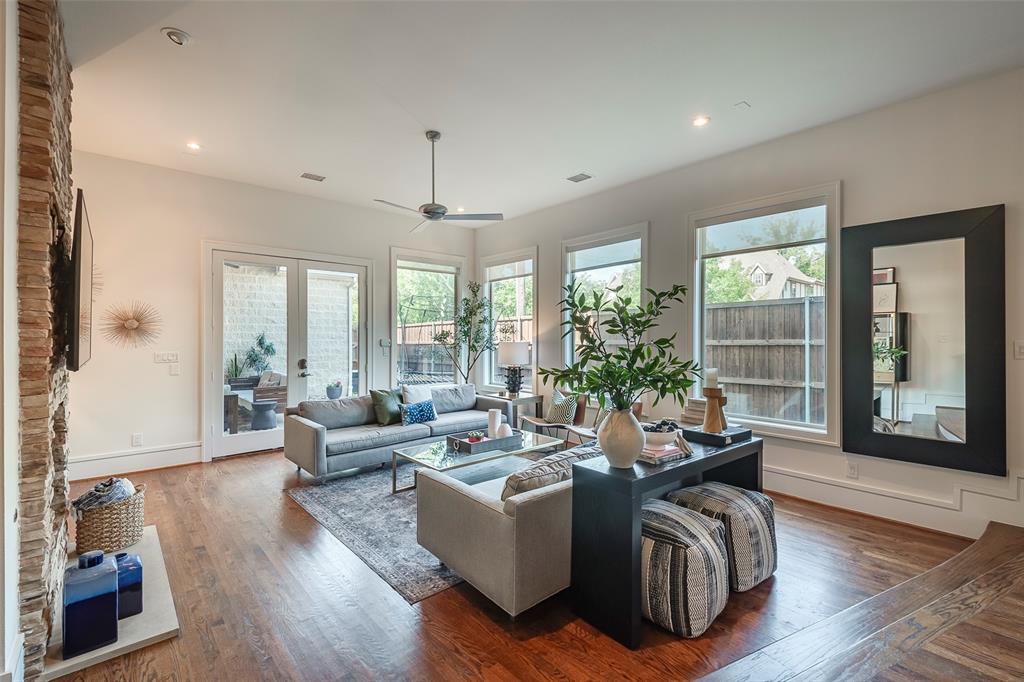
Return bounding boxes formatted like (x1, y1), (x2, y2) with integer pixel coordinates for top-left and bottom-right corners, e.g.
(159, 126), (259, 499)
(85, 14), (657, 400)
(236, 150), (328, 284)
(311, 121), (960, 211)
(640, 499), (729, 638)
(667, 482), (777, 592)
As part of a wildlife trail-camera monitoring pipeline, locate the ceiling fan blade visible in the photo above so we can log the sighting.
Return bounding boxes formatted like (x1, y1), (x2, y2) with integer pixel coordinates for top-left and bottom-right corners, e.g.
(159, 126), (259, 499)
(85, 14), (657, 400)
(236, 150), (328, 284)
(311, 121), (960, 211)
(409, 220), (429, 234)
(374, 199), (422, 215)
(442, 213), (504, 221)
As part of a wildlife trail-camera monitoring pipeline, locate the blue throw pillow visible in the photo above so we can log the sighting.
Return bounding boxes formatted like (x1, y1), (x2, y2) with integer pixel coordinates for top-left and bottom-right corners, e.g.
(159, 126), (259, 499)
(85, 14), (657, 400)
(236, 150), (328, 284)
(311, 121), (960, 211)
(401, 399), (437, 426)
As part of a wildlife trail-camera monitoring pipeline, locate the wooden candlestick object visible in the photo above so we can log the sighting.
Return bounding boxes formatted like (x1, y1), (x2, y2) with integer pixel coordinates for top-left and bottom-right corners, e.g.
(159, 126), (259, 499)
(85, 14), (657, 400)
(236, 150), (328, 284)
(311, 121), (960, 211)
(702, 387), (728, 434)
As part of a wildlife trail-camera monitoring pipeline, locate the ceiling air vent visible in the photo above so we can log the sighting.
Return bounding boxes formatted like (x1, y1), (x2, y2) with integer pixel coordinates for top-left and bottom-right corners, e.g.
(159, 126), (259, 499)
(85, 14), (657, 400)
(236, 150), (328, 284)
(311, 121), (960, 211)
(300, 172), (326, 182)
(566, 172), (592, 183)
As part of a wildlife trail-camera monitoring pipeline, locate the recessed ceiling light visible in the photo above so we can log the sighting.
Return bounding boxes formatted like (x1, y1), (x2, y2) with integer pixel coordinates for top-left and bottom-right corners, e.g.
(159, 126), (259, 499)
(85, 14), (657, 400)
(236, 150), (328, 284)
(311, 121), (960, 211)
(566, 172), (593, 183)
(456, 206), (465, 213)
(160, 27), (192, 47)
(186, 142), (201, 151)
(692, 114), (711, 128)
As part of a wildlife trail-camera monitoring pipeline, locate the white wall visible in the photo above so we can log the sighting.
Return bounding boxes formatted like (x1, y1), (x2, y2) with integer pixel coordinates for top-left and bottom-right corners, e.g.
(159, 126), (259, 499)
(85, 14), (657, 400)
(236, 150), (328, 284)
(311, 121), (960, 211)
(476, 68), (1024, 538)
(67, 152), (475, 476)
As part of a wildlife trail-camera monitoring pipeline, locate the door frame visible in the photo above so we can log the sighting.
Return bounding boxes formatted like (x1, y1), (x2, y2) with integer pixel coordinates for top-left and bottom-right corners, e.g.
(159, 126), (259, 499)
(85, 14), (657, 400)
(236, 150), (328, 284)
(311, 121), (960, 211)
(201, 240), (374, 462)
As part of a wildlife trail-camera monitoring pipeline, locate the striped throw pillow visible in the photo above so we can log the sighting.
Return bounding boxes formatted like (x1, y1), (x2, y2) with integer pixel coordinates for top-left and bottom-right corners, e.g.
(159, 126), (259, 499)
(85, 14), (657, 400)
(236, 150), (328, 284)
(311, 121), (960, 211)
(545, 389), (578, 424)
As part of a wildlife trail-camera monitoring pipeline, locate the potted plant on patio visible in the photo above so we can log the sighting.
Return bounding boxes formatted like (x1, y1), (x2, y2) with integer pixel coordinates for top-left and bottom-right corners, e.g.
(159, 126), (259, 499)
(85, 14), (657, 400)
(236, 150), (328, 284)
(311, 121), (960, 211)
(539, 282), (699, 468)
(326, 380), (344, 400)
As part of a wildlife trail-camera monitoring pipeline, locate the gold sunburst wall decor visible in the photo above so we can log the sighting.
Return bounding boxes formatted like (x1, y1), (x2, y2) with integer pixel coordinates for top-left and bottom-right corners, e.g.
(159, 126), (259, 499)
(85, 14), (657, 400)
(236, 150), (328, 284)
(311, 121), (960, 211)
(101, 300), (162, 348)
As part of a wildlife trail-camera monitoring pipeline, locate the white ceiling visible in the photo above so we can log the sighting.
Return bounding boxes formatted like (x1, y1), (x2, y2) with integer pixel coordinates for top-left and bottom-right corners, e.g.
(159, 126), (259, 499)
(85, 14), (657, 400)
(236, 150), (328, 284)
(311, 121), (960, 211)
(63, 1), (1024, 225)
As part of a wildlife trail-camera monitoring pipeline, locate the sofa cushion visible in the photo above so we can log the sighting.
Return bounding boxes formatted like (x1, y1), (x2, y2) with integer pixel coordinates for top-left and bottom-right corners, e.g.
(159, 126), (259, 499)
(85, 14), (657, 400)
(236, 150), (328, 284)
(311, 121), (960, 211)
(431, 384), (477, 414)
(370, 389), (403, 426)
(425, 409), (505, 436)
(500, 443), (604, 501)
(324, 423), (431, 456)
(402, 383), (456, 405)
(299, 396), (376, 429)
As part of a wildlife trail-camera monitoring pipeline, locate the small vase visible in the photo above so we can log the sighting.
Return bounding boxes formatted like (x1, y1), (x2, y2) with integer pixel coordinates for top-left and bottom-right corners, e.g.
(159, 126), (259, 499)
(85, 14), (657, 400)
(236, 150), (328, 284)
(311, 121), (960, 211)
(487, 409), (501, 438)
(326, 386), (342, 400)
(597, 408), (645, 468)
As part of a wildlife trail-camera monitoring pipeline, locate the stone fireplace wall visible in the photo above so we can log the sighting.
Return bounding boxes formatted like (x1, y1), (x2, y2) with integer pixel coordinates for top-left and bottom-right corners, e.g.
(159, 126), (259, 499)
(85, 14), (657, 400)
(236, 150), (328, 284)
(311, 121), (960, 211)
(16, 0), (72, 678)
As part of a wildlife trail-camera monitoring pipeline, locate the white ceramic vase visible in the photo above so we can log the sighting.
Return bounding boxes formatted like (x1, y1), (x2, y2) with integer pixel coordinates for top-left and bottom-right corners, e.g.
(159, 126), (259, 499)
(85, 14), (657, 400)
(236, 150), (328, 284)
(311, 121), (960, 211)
(487, 409), (502, 438)
(597, 408), (646, 468)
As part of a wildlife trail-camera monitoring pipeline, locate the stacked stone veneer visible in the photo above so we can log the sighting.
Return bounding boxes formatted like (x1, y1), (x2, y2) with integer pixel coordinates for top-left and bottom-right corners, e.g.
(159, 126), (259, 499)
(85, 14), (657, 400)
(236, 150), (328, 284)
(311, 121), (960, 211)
(16, 1), (73, 678)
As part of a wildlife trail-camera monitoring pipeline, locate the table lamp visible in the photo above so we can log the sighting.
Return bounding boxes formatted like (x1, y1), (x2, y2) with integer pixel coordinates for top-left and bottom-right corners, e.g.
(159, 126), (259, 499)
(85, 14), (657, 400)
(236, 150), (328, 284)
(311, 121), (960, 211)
(497, 342), (531, 397)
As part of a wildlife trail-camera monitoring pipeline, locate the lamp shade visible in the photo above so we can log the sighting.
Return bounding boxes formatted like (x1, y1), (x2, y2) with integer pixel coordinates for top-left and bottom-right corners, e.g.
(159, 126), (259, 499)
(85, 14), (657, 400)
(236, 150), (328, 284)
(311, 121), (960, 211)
(497, 341), (531, 366)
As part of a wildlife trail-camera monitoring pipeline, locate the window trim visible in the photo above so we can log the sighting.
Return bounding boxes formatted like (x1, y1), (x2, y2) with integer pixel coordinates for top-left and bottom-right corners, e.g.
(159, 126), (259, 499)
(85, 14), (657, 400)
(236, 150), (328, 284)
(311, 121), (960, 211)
(688, 183), (841, 446)
(390, 246), (467, 387)
(478, 246), (539, 391)
(560, 222), (650, 371)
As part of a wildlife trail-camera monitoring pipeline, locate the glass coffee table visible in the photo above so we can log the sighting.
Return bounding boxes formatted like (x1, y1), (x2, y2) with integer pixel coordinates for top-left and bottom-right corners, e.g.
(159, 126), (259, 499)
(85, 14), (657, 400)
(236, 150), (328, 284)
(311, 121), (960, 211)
(391, 431), (564, 493)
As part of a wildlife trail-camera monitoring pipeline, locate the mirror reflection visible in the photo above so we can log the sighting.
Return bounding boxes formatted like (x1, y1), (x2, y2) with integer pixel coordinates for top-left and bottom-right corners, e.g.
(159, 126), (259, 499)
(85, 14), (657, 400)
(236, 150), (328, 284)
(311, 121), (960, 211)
(871, 238), (966, 442)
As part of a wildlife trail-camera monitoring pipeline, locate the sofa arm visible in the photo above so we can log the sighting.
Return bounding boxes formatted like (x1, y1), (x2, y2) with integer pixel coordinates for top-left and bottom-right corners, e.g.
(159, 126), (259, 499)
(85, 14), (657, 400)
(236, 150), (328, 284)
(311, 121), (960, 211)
(474, 395), (513, 423)
(504, 479), (574, 613)
(284, 415), (327, 477)
(416, 469), (516, 612)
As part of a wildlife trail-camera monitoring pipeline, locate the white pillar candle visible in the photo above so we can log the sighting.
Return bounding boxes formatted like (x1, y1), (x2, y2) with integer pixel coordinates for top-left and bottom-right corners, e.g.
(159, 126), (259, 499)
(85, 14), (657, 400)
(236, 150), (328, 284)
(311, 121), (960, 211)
(705, 368), (719, 389)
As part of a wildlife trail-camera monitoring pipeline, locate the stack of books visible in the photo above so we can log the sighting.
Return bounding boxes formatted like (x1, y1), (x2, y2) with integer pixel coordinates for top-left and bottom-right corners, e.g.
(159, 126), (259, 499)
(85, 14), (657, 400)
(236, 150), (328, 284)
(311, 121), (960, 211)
(637, 443), (691, 466)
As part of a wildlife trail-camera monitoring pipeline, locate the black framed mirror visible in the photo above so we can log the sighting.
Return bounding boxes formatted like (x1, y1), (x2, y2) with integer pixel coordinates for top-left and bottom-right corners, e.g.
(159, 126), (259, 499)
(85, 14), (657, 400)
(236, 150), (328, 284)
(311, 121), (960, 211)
(840, 205), (1005, 476)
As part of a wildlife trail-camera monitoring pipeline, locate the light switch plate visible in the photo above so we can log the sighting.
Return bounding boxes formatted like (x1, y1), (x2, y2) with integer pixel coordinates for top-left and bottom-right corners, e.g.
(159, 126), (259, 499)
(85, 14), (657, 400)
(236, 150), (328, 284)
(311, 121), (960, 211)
(1015, 340), (1024, 360)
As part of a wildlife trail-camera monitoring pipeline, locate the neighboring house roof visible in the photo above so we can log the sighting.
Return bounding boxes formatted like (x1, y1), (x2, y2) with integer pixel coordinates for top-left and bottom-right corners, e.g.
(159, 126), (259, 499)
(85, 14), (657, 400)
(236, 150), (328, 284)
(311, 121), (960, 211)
(728, 251), (822, 300)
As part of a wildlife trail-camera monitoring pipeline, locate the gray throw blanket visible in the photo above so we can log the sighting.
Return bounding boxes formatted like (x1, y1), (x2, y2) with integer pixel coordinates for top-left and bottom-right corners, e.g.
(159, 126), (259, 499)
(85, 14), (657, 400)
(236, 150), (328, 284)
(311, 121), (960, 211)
(72, 477), (136, 516)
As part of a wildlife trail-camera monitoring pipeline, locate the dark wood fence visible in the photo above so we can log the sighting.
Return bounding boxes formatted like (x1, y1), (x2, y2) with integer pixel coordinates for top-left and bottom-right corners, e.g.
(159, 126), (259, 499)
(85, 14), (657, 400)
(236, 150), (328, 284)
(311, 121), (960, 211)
(703, 297), (825, 425)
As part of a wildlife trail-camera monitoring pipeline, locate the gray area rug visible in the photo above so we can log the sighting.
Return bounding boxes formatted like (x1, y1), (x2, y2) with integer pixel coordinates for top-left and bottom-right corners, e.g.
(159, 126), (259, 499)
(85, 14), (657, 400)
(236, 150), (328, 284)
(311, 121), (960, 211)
(287, 457), (530, 604)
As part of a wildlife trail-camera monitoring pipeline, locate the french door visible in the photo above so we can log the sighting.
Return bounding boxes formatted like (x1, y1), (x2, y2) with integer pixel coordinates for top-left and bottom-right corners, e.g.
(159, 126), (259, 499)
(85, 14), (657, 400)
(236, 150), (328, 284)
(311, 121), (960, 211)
(209, 249), (368, 458)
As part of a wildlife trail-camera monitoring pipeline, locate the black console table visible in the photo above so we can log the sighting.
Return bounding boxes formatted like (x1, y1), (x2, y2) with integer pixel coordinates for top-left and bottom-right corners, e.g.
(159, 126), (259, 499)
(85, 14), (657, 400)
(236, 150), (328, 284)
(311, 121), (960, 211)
(570, 437), (764, 649)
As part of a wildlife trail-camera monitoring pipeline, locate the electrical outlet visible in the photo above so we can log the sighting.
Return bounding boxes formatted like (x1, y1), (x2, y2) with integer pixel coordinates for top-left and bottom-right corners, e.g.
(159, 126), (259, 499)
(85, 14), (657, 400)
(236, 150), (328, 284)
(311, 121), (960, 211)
(845, 459), (859, 479)
(1015, 340), (1024, 360)
(169, 363), (181, 376)
(131, 432), (144, 447)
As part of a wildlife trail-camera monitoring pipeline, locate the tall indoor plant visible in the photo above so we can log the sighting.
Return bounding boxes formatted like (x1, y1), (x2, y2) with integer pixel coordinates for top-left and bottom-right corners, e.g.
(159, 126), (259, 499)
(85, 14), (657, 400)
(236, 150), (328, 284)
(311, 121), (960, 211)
(431, 281), (499, 384)
(539, 282), (699, 467)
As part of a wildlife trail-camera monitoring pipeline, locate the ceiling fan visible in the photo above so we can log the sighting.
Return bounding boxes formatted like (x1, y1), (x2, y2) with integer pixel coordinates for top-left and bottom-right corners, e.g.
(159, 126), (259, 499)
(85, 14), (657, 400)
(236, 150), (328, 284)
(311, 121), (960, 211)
(375, 130), (504, 234)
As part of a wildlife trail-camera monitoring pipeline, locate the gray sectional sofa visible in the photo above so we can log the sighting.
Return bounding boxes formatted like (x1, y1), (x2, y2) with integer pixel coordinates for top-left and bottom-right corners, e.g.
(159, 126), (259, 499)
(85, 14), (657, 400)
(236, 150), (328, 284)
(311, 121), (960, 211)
(284, 385), (512, 481)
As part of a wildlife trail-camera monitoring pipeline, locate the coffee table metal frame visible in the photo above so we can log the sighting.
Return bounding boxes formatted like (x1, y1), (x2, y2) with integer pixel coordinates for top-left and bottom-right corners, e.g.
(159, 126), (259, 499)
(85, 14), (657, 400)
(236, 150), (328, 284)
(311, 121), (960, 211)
(391, 430), (563, 493)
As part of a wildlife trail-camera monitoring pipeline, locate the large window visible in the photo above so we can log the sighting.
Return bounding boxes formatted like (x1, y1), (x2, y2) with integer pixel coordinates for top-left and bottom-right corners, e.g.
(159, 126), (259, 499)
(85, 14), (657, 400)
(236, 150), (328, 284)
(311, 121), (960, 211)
(394, 257), (459, 385)
(563, 227), (646, 366)
(694, 187), (837, 436)
(483, 254), (535, 388)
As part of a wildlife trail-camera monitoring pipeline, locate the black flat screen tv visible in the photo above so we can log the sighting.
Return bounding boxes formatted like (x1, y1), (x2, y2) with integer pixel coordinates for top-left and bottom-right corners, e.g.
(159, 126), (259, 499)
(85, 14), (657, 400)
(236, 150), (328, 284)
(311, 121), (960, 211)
(68, 188), (93, 371)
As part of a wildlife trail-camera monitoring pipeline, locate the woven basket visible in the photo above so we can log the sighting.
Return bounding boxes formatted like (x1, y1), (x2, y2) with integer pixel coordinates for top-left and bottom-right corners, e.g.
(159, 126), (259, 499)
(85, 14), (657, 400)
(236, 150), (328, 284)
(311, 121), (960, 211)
(75, 484), (146, 553)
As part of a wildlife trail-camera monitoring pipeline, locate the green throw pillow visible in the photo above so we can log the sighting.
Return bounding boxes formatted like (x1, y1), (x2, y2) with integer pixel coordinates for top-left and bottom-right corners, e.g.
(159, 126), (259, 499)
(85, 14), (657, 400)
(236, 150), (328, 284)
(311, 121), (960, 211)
(370, 389), (402, 426)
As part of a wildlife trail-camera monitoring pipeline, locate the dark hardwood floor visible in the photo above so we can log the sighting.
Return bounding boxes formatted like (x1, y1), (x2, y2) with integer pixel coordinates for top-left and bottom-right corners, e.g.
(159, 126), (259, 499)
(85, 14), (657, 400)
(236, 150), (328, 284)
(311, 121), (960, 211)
(62, 450), (1012, 681)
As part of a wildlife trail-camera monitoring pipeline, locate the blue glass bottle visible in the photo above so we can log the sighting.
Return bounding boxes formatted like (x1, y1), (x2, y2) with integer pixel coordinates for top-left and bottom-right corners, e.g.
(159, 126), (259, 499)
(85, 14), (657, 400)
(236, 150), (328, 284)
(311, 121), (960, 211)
(63, 550), (118, 659)
(115, 553), (143, 619)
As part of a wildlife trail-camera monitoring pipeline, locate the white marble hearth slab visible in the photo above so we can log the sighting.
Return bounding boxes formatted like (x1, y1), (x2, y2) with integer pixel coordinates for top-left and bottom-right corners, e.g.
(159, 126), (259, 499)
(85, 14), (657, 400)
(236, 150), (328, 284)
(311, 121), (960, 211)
(43, 526), (179, 680)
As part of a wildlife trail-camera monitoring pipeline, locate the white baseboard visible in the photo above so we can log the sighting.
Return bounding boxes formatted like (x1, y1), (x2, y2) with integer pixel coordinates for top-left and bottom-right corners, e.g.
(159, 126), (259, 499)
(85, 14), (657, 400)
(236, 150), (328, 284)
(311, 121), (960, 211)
(2, 632), (24, 682)
(68, 441), (202, 481)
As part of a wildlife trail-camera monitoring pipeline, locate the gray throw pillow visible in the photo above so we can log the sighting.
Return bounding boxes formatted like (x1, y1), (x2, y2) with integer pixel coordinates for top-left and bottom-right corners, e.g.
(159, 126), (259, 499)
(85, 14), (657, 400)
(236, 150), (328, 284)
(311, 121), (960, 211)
(402, 383), (456, 405)
(500, 444), (603, 501)
(298, 395), (376, 429)
(431, 384), (477, 414)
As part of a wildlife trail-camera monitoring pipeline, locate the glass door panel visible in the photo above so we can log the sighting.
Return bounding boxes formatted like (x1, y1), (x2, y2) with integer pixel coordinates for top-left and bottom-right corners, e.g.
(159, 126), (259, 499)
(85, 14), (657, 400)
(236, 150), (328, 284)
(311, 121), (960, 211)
(299, 261), (367, 401)
(216, 252), (297, 457)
